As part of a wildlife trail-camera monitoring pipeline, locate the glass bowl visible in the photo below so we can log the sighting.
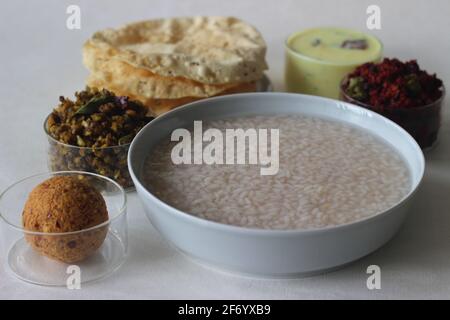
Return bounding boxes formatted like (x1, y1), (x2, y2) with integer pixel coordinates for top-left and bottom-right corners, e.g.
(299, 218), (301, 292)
(0, 171), (127, 286)
(340, 78), (445, 149)
(44, 115), (134, 190)
(285, 28), (383, 99)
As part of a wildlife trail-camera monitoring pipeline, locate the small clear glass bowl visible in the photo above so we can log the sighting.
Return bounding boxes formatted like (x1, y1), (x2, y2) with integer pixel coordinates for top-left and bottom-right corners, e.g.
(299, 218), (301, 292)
(340, 78), (445, 150)
(44, 115), (135, 190)
(0, 171), (127, 286)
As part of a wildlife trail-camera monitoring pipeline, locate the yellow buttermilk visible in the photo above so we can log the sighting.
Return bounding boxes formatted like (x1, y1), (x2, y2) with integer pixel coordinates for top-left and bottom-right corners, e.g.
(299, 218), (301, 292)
(285, 27), (382, 99)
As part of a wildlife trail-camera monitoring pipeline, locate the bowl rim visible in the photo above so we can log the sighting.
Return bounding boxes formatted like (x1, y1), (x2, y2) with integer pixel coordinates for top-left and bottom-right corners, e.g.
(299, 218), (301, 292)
(0, 171), (127, 236)
(284, 26), (384, 67)
(43, 114), (132, 150)
(340, 75), (446, 111)
(128, 92), (425, 236)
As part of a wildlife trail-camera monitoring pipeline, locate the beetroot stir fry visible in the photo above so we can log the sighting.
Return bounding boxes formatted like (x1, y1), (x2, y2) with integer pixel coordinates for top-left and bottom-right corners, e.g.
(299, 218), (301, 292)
(343, 58), (443, 110)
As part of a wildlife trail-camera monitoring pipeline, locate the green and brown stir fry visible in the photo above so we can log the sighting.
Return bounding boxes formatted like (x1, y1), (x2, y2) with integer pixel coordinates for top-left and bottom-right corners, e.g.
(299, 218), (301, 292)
(47, 87), (153, 148)
(46, 87), (154, 188)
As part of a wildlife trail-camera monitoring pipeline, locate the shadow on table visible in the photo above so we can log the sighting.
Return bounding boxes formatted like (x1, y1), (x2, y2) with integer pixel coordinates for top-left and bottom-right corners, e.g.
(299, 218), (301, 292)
(357, 159), (450, 273)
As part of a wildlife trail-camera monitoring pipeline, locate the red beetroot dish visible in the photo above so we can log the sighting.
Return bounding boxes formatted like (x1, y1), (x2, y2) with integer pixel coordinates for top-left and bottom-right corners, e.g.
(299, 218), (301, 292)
(340, 58), (445, 149)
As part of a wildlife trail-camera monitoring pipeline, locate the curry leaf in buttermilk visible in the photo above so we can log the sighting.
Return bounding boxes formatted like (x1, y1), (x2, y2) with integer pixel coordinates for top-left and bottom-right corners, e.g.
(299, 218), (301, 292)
(311, 38), (321, 47)
(341, 39), (368, 50)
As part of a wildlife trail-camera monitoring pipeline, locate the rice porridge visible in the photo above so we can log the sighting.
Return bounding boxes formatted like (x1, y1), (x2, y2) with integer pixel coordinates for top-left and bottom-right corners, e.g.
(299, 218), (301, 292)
(142, 115), (411, 230)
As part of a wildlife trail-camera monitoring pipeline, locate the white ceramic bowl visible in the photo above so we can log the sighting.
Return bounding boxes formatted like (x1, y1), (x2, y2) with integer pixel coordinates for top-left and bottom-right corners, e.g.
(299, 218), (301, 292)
(128, 93), (424, 277)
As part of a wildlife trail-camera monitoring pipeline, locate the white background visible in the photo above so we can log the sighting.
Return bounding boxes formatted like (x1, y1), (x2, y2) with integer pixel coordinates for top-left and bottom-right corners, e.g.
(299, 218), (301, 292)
(1, 0), (450, 299)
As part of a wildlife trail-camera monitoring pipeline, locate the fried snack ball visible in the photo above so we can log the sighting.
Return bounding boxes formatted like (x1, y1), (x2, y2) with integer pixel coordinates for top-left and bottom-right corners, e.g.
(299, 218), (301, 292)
(22, 176), (109, 263)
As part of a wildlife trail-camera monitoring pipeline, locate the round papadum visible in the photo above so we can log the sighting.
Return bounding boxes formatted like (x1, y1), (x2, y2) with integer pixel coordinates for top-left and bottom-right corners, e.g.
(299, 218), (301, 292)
(84, 16), (268, 85)
(87, 76), (257, 116)
(83, 41), (240, 99)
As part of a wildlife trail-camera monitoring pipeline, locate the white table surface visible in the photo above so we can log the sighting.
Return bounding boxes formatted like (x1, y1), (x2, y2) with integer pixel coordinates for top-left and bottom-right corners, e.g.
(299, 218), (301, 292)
(1, 0), (449, 299)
